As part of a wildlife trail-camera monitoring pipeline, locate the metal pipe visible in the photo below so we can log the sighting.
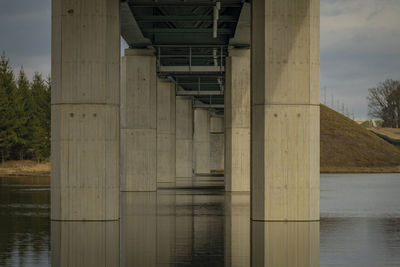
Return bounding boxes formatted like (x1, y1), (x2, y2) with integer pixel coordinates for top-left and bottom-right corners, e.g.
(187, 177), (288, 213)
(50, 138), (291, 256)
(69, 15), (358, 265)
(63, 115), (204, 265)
(213, 2), (221, 38)
(198, 77), (201, 92)
(158, 47), (161, 69)
(220, 46), (223, 72)
(213, 49), (218, 66)
(189, 47), (192, 72)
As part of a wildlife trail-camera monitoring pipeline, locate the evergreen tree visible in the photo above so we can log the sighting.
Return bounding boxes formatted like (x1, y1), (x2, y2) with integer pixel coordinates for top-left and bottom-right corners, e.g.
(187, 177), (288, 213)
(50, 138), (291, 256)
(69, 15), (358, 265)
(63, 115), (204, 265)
(0, 52), (17, 162)
(43, 76), (51, 157)
(0, 52), (51, 163)
(14, 67), (33, 159)
(31, 73), (50, 161)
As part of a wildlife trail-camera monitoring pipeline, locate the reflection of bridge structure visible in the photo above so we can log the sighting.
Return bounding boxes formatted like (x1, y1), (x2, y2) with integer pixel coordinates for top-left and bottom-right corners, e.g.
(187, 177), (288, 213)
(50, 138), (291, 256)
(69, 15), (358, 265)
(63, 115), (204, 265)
(52, 191), (320, 266)
(51, 0), (320, 223)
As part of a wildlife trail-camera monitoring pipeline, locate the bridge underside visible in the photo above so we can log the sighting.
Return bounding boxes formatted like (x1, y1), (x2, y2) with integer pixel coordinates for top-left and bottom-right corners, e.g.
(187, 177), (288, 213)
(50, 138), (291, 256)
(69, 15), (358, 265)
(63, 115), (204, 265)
(121, 0), (250, 112)
(51, 0), (320, 224)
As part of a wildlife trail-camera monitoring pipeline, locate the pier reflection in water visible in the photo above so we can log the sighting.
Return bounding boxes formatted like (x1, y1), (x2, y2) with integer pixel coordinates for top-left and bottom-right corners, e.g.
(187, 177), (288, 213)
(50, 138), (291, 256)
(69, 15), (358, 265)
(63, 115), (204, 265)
(51, 189), (319, 267)
(51, 221), (119, 266)
(4, 174), (400, 266)
(252, 221), (319, 267)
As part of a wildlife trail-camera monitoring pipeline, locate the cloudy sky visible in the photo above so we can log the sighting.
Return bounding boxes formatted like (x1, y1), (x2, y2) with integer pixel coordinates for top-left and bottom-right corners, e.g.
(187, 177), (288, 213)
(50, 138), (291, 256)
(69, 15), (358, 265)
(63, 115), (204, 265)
(1, 0), (399, 118)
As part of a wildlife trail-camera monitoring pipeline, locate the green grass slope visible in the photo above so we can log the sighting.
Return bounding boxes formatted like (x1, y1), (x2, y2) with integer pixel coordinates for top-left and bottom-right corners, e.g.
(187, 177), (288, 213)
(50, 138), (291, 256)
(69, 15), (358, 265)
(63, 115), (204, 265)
(321, 105), (400, 173)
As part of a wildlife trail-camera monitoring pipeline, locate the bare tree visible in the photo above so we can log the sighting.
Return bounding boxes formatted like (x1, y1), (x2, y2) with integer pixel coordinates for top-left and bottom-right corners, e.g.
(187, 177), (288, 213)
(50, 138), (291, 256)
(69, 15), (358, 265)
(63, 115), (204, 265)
(367, 79), (400, 128)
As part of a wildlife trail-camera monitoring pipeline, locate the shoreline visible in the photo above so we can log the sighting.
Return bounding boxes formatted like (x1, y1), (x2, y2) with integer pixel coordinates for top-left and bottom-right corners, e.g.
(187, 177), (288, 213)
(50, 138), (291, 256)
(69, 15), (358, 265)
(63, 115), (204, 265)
(0, 160), (50, 177)
(1, 160), (399, 180)
(321, 166), (400, 174)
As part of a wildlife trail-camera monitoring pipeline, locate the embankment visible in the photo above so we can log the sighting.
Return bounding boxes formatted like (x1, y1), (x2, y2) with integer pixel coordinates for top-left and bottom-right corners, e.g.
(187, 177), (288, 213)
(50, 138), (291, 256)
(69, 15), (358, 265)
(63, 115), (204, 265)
(321, 105), (400, 173)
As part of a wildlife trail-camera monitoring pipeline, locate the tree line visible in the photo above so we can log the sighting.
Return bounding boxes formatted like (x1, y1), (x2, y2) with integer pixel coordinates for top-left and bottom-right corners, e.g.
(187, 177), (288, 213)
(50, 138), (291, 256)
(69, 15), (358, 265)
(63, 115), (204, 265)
(368, 79), (400, 128)
(0, 52), (50, 162)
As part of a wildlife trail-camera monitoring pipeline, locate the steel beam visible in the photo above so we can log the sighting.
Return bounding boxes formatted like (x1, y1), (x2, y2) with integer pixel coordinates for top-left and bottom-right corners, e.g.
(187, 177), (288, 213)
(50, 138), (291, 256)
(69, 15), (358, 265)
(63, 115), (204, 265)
(176, 90), (223, 96)
(229, 2), (250, 46)
(155, 45), (227, 48)
(159, 66), (225, 73)
(129, 1), (242, 7)
(157, 55), (226, 58)
(142, 28), (233, 34)
(193, 103), (224, 109)
(120, 2), (151, 47)
(136, 15), (236, 22)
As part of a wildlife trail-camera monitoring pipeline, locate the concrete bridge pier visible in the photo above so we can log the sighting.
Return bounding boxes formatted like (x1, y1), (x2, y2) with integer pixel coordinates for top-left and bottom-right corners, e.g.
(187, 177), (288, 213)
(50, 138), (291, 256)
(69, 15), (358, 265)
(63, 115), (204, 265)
(51, 0), (120, 221)
(120, 49), (157, 192)
(175, 96), (194, 186)
(225, 48), (251, 192)
(157, 80), (176, 186)
(210, 116), (224, 173)
(194, 109), (211, 175)
(251, 0), (320, 221)
(51, 0), (320, 223)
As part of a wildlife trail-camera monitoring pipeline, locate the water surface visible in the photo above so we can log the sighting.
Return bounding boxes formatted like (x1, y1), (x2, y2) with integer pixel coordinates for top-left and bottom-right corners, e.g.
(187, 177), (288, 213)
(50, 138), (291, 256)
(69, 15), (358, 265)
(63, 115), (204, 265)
(0, 174), (400, 266)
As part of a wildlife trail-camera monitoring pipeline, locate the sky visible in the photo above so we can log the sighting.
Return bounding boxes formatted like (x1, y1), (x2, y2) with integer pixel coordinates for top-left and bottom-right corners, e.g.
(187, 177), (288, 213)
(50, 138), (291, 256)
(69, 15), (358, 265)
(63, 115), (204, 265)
(1, 0), (399, 118)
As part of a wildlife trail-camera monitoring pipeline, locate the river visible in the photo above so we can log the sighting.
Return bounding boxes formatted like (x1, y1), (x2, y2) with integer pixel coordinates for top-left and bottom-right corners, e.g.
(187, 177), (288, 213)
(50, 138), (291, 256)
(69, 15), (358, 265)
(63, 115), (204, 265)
(0, 173), (399, 266)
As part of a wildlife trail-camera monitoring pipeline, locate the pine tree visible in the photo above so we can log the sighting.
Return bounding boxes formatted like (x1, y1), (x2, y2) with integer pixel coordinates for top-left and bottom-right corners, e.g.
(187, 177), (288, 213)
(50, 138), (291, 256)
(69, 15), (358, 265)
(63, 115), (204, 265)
(14, 67), (33, 159)
(0, 52), (18, 162)
(43, 76), (51, 158)
(31, 73), (50, 161)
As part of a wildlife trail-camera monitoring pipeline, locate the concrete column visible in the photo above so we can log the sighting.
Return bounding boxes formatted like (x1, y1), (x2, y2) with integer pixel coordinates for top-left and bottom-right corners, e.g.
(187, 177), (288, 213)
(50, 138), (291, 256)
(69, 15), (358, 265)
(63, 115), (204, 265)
(225, 49), (251, 192)
(120, 49), (157, 191)
(175, 96), (193, 186)
(251, 222), (319, 267)
(51, 0), (119, 220)
(51, 221), (119, 267)
(193, 109), (210, 174)
(210, 116), (224, 173)
(251, 0), (320, 221)
(157, 79), (176, 185)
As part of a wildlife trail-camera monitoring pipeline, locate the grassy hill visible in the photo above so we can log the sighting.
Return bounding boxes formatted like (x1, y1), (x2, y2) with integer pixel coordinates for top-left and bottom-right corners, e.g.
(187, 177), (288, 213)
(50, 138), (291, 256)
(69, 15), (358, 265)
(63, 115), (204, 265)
(321, 105), (400, 173)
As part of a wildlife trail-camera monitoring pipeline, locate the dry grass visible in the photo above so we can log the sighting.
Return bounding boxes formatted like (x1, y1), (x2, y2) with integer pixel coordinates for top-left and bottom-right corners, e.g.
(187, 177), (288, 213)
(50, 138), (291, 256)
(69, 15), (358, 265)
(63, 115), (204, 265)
(0, 160), (50, 175)
(321, 105), (400, 172)
(321, 166), (400, 173)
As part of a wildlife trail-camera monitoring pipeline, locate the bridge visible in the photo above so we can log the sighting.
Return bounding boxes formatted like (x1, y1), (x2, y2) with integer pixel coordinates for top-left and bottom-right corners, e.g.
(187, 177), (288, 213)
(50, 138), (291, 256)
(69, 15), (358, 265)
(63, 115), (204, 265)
(51, 0), (320, 223)
(120, 0), (251, 111)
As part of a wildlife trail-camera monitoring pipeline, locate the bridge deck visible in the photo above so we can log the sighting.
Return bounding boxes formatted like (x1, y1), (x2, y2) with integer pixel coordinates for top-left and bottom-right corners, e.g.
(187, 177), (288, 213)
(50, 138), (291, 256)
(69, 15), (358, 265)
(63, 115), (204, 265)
(121, 0), (250, 112)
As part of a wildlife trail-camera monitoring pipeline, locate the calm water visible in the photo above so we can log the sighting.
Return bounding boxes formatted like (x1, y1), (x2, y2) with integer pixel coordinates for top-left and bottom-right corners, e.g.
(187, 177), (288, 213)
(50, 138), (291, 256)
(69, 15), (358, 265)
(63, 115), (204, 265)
(0, 174), (400, 266)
